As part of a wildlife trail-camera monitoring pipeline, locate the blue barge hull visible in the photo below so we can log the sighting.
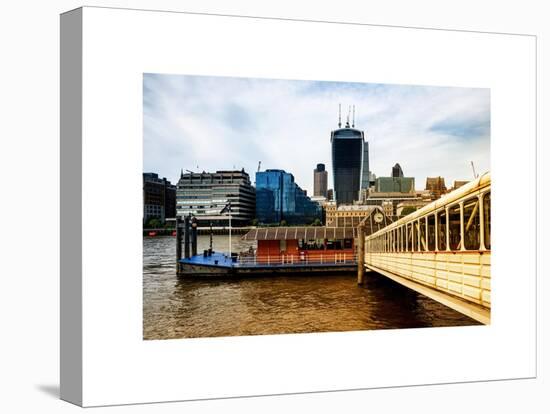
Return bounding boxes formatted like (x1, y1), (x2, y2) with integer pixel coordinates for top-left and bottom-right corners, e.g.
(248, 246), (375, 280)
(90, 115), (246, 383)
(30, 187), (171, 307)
(177, 253), (357, 278)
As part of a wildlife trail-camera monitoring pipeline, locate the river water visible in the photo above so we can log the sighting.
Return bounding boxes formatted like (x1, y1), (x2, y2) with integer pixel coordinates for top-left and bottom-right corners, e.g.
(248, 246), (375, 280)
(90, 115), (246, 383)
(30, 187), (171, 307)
(143, 235), (478, 340)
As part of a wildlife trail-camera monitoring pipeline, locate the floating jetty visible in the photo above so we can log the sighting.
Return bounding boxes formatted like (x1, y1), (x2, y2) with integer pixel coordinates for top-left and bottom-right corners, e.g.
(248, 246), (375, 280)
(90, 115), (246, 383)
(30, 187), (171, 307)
(177, 252), (356, 277)
(175, 219), (358, 278)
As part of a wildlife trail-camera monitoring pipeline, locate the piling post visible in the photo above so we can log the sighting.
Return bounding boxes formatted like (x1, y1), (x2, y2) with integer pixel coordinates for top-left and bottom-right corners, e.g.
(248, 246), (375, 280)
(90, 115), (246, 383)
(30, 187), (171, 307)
(209, 221), (213, 254)
(176, 216), (182, 274)
(184, 215), (190, 259)
(191, 216), (198, 257)
(357, 224), (365, 285)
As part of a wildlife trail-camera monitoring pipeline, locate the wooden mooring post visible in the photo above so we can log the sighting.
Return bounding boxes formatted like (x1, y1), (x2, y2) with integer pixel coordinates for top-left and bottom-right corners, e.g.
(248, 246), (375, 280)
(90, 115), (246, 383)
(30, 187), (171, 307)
(191, 216), (198, 257)
(176, 216), (182, 273)
(184, 215), (190, 259)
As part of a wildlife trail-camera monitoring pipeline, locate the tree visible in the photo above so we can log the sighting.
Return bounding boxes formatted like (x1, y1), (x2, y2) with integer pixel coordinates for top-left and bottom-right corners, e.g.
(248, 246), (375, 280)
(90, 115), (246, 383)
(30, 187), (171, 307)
(400, 206), (417, 217)
(312, 218), (322, 226)
(147, 217), (162, 228)
(251, 218), (259, 227)
(280, 220), (288, 227)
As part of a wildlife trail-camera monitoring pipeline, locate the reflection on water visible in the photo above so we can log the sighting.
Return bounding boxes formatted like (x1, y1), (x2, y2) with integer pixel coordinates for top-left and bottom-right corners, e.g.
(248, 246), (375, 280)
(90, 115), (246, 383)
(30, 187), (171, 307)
(143, 236), (479, 340)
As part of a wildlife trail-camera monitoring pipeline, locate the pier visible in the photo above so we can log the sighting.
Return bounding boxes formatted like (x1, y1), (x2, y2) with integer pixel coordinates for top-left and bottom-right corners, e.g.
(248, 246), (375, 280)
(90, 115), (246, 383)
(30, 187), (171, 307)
(358, 173), (491, 324)
(175, 220), (360, 277)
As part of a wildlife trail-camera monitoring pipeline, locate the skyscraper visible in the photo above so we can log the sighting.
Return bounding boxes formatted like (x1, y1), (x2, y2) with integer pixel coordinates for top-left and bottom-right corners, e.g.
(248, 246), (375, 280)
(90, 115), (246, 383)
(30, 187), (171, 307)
(392, 163), (404, 178)
(313, 163), (328, 197)
(331, 105), (369, 205)
(256, 169), (322, 225)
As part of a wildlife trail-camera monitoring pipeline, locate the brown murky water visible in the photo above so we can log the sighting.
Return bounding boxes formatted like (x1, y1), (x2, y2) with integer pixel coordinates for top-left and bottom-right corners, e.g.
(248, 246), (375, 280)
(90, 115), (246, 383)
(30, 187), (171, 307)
(143, 236), (479, 340)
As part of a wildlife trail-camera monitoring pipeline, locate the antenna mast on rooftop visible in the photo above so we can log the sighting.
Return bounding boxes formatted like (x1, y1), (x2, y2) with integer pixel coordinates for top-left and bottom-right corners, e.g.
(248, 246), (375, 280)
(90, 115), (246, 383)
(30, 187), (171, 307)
(338, 104), (342, 128)
(352, 105), (355, 128)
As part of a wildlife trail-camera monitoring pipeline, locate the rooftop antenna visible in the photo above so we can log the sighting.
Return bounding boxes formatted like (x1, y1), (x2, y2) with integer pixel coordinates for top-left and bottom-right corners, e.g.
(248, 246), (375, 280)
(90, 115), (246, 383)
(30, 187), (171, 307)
(338, 104), (341, 128)
(352, 105), (356, 128)
(345, 105), (351, 128)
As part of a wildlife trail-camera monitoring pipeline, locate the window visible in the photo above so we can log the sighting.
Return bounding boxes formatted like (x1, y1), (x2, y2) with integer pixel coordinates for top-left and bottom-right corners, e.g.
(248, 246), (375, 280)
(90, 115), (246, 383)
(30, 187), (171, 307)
(399, 226), (403, 252)
(326, 240), (343, 250)
(405, 223), (411, 251)
(437, 210), (447, 250)
(484, 192), (491, 250)
(397, 228), (401, 252)
(448, 204), (461, 250)
(427, 214), (436, 251)
(463, 197), (480, 250)
(410, 222), (415, 252)
(419, 218), (427, 251)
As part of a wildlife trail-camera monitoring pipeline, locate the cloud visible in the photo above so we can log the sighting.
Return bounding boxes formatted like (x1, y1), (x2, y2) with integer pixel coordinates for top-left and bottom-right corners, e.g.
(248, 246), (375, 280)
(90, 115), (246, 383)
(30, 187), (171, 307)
(143, 74), (490, 192)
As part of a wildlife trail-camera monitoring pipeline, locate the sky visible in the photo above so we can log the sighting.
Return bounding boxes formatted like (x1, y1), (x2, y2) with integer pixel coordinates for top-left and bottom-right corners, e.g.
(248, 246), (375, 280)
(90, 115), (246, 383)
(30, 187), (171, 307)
(143, 73), (490, 194)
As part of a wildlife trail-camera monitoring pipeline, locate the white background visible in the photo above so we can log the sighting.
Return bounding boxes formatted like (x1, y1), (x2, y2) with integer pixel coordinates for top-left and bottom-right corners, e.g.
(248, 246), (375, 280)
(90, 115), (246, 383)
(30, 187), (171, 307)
(0, 0), (548, 413)
(82, 6), (535, 407)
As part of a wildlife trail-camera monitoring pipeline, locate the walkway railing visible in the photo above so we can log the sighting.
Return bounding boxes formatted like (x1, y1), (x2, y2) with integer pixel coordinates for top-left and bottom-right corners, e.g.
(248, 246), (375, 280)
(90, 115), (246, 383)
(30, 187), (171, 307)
(236, 253), (358, 267)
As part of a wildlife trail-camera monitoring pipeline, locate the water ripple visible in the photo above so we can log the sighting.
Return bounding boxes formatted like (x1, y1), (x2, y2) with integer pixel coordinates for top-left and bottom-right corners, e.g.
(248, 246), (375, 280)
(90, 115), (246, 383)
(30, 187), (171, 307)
(143, 236), (479, 340)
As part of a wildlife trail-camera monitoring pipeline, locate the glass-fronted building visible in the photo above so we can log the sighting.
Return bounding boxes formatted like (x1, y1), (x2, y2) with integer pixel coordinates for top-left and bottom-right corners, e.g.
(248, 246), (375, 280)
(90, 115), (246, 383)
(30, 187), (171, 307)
(375, 176), (415, 193)
(176, 169), (255, 226)
(331, 121), (369, 205)
(256, 169), (322, 225)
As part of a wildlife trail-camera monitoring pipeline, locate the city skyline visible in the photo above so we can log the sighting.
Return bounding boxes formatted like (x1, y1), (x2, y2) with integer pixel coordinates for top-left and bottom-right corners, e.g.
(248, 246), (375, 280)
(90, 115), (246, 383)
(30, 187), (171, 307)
(144, 73), (490, 195)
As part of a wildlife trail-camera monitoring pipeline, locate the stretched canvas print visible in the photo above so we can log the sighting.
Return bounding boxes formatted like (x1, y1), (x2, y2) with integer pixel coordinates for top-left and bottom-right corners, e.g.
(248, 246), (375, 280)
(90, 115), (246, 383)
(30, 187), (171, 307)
(142, 73), (491, 340)
(61, 6), (536, 407)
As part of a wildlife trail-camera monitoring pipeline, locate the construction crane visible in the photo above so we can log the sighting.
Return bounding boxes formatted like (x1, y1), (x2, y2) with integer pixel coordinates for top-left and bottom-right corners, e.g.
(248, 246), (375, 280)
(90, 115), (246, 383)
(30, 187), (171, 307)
(257, 161), (261, 172)
(470, 161), (479, 179)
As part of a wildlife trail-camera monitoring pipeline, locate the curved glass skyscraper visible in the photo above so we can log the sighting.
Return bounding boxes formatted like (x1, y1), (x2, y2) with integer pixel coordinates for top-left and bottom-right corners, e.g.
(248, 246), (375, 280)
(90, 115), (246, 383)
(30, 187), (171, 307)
(331, 113), (369, 205)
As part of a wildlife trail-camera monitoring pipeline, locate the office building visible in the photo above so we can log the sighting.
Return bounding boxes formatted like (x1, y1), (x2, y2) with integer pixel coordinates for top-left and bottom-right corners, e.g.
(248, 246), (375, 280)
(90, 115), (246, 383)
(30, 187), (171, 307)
(425, 176), (447, 200)
(392, 163), (404, 178)
(365, 175), (419, 217)
(176, 169), (255, 226)
(453, 180), (469, 190)
(256, 169), (322, 225)
(313, 163), (328, 197)
(375, 176), (415, 194)
(331, 105), (369, 205)
(143, 173), (176, 225)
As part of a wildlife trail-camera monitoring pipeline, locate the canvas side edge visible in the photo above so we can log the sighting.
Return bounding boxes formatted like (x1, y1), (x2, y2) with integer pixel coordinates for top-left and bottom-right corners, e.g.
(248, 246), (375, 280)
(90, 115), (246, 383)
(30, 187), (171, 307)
(60, 7), (83, 407)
